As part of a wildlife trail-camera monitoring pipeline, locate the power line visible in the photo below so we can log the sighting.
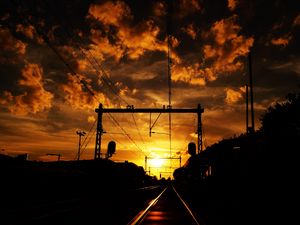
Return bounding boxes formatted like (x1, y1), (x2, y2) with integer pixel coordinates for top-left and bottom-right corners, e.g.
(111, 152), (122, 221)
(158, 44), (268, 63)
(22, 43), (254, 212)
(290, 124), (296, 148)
(14, 1), (147, 158)
(103, 114), (146, 159)
(9, 0), (108, 161)
(40, 1), (148, 155)
(131, 113), (148, 151)
(42, 0), (130, 106)
(73, 120), (96, 161)
(107, 112), (145, 155)
(11, 1), (202, 163)
(178, 115), (197, 154)
(78, 128), (96, 159)
(76, 130), (86, 161)
(167, 0), (173, 168)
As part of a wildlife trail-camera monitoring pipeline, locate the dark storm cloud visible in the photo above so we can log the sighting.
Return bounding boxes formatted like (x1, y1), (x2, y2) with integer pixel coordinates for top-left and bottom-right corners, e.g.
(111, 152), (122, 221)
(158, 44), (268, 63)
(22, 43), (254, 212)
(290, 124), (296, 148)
(40, 105), (97, 133)
(0, 63), (23, 91)
(252, 67), (300, 103)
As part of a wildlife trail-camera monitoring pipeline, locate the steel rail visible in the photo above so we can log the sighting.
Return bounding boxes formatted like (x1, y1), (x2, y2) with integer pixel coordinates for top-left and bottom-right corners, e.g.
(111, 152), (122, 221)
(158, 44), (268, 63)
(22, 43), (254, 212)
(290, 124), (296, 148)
(127, 187), (168, 225)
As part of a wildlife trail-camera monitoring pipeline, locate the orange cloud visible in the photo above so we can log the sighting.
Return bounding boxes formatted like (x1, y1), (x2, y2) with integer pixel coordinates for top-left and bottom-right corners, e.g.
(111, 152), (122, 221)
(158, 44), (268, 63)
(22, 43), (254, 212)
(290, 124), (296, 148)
(225, 88), (243, 104)
(16, 24), (43, 44)
(87, 115), (96, 123)
(182, 24), (197, 39)
(211, 15), (241, 45)
(293, 14), (300, 27)
(271, 36), (292, 47)
(61, 74), (109, 110)
(3, 63), (53, 115)
(88, 1), (131, 27)
(0, 91), (13, 105)
(119, 20), (166, 59)
(76, 59), (89, 72)
(57, 45), (94, 73)
(172, 63), (206, 86)
(227, 0), (238, 11)
(58, 45), (78, 58)
(153, 1), (166, 17)
(182, 0), (201, 10)
(119, 20), (181, 62)
(90, 29), (124, 61)
(178, 0), (202, 18)
(0, 27), (26, 63)
(87, 1), (180, 62)
(16, 24), (35, 39)
(203, 45), (217, 58)
(203, 16), (254, 75)
(165, 15), (253, 87)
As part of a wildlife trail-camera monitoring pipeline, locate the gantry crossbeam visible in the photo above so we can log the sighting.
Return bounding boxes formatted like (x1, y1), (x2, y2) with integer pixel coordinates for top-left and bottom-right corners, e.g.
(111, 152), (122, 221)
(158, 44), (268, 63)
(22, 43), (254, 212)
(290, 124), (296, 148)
(94, 104), (204, 159)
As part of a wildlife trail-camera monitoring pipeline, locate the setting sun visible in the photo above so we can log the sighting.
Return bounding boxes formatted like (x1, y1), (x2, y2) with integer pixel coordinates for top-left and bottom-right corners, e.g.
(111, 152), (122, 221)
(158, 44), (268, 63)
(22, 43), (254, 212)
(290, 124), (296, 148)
(0, 0), (298, 224)
(149, 158), (165, 168)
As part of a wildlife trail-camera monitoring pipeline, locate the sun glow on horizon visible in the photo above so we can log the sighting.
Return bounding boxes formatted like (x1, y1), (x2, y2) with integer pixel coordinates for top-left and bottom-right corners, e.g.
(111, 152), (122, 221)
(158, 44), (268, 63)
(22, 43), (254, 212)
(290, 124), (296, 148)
(149, 158), (165, 168)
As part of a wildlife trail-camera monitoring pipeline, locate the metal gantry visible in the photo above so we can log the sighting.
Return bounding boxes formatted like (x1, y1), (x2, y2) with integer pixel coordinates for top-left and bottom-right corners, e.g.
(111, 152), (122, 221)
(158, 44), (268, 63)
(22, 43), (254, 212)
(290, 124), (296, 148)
(145, 156), (182, 174)
(94, 104), (204, 160)
(46, 153), (62, 161)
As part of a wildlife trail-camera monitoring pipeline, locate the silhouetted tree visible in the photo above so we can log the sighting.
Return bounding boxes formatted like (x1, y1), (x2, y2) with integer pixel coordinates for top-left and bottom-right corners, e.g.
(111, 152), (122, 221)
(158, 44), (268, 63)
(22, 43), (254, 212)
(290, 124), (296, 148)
(260, 91), (300, 141)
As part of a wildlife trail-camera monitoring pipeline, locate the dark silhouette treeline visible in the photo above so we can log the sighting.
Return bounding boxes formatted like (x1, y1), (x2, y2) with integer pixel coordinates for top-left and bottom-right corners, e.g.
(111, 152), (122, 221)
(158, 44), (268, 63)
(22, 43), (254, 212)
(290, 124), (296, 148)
(0, 157), (164, 224)
(174, 90), (299, 225)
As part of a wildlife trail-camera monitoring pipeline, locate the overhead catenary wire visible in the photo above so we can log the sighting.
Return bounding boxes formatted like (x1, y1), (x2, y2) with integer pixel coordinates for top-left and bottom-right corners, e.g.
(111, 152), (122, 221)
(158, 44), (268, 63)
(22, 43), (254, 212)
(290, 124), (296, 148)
(73, 118), (97, 160)
(167, 0), (173, 168)
(39, 0), (130, 107)
(13, 0), (147, 157)
(131, 114), (148, 152)
(103, 114), (145, 160)
(78, 128), (96, 159)
(178, 115), (197, 154)
(40, 1), (148, 153)
(107, 112), (146, 156)
(149, 112), (162, 135)
(66, 30), (147, 152)
(13, 2), (100, 102)
(9, 1), (105, 151)
(10, 0), (201, 164)
(202, 122), (208, 149)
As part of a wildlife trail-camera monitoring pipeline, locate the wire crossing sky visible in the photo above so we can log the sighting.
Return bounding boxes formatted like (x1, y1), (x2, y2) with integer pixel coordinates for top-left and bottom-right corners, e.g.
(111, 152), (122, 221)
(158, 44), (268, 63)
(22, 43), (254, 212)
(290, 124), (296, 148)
(0, 0), (299, 170)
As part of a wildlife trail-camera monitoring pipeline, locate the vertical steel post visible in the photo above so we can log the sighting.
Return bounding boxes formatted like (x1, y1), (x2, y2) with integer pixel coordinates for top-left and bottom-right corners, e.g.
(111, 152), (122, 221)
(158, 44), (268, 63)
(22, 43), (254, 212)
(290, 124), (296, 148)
(94, 103), (103, 159)
(246, 84), (249, 133)
(197, 104), (203, 154)
(77, 131), (86, 161)
(179, 155), (181, 167)
(77, 134), (82, 161)
(145, 156), (147, 174)
(248, 53), (255, 132)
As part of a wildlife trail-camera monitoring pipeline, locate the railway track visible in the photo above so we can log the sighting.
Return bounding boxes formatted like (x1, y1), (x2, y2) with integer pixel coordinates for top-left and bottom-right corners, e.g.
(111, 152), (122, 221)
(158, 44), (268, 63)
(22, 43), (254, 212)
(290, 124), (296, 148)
(127, 185), (203, 225)
(1, 185), (203, 225)
(0, 185), (164, 225)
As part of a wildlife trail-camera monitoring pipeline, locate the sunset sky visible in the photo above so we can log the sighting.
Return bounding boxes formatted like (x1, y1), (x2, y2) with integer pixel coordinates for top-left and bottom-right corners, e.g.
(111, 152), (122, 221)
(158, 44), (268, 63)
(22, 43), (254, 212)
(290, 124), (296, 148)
(0, 0), (299, 174)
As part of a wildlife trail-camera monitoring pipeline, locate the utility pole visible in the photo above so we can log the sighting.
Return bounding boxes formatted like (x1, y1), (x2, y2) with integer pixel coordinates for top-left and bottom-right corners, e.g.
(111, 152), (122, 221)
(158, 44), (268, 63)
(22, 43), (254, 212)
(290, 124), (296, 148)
(95, 104), (103, 159)
(248, 52), (255, 133)
(76, 130), (86, 161)
(246, 84), (249, 133)
(167, 0), (173, 169)
(145, 156), (147, 173)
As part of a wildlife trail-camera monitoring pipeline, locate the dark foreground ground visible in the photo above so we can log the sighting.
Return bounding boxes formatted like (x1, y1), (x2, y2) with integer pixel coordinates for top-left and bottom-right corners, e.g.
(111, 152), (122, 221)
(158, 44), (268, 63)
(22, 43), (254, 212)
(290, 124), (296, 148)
(0, 155), (294, 225)
(0, 158), (165, 225)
